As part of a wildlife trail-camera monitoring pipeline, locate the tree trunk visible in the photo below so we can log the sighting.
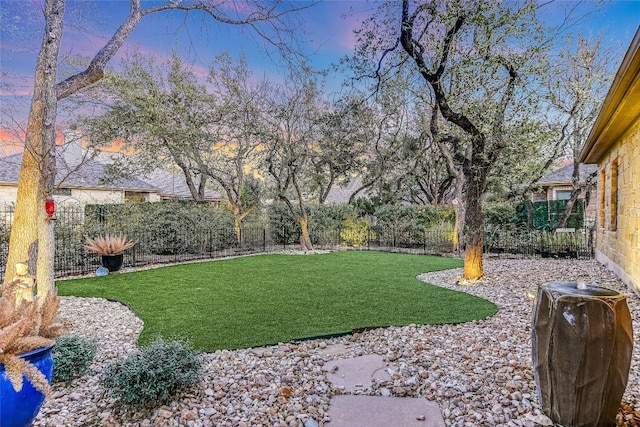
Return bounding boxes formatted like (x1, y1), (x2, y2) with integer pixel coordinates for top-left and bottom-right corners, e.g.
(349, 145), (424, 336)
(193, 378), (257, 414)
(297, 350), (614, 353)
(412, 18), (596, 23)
(298, 219), (314, 251)
(453, 201), (465, 253)
(556, 195), (578, 229)
(231, 203), (254, 245)
(463, 176), (485, 280)
(4, 0), (64, 300)
(525, 197), (535, 231)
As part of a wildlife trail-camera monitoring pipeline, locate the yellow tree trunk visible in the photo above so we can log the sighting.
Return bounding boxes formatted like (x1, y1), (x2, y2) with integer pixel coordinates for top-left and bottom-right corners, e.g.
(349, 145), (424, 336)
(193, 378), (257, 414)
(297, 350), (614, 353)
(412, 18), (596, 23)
(298, 219), (314, 251)
(4, 0), (63, 306)
(4, 148), (40, 285)
(463, 241), (484, 281)
(232, 205), (255, 245)
(462, 182), (485, 280)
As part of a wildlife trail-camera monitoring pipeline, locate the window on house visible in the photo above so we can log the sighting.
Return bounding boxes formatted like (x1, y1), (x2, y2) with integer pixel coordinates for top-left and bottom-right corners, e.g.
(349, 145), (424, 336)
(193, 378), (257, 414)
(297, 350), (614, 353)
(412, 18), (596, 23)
(125, 192), (147, 203)
(599, 168), (606, 229)
(610, 159), (619, 231)
(53, 188), (72, 196)
(555, 190), (572, 200)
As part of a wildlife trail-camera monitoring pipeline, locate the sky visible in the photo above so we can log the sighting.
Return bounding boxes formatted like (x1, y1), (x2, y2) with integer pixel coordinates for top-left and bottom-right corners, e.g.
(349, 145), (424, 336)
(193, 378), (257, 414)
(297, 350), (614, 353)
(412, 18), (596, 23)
(1, 0), (639, 148)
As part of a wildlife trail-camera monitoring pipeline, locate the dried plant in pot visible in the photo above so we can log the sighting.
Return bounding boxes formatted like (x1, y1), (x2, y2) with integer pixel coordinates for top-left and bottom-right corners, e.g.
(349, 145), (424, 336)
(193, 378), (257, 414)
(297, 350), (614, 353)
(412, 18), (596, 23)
(0, 270), (65, 427)
(84, 234), (136, 272)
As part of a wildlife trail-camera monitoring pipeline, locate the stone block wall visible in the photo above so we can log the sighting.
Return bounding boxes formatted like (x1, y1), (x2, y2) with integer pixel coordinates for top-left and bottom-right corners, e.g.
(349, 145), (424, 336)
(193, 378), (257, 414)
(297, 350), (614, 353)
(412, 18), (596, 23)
(595, 118), (640, 295)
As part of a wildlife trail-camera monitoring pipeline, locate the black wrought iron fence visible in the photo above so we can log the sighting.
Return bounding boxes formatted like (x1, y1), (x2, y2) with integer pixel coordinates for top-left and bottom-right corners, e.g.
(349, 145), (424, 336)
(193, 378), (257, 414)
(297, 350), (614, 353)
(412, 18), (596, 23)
(483, 227), (595, 259)
(52, 227), (272, 278)
(0, 206), (595, 280)
(0, 205), (86, 227)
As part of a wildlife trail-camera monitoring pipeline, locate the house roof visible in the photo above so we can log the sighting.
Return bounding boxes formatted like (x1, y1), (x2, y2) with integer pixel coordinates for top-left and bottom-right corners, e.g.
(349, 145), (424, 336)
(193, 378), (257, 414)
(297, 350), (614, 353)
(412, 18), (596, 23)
(140, 168), (220, 200)
(0, 153), (160, 192)
(325, 177), (366, 204)
(537, 163), (598, 186)
(581, 26), (640, 163)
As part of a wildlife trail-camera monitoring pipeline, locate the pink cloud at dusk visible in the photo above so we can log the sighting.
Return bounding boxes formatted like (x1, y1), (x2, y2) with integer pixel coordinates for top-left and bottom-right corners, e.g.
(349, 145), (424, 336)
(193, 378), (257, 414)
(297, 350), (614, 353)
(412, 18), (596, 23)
(2, 0), (640, 141)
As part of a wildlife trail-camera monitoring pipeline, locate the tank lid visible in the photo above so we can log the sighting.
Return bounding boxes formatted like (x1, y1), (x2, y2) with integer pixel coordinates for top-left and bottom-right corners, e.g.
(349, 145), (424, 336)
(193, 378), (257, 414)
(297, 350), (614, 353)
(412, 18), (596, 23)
(542, 281), (620, 297)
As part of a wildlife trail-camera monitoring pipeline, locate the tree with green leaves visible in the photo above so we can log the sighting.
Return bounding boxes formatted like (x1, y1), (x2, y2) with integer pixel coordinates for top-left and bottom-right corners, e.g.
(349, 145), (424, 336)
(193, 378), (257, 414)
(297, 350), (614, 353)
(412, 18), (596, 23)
(546, 35), (613, 228)
(198, 52), (268, 239)
(345, 0), (553, 278)
(82, 52), (266, 241)
(82, 53), (214, 200)
(312, 95), (373, 204)
(396, 0), (559, 279)
(3, 0), (311, 295)
(263, 76), (323, 251)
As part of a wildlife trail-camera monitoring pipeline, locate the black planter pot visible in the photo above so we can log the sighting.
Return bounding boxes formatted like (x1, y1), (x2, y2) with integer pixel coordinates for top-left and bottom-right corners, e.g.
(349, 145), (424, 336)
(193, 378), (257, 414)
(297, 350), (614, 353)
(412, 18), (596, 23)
(101, 253), (124, 272)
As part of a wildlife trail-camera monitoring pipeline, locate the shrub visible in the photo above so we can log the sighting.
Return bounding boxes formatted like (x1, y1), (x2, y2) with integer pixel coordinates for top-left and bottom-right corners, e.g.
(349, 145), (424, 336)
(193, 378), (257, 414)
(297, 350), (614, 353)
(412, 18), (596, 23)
(373, 204), (454, 232)
(101, 337), (202, 408)
(52, 335), (97, 383)
(340, 217), (372, 247)
(484, 202), (519, 229)
(85, 202), (236, 254)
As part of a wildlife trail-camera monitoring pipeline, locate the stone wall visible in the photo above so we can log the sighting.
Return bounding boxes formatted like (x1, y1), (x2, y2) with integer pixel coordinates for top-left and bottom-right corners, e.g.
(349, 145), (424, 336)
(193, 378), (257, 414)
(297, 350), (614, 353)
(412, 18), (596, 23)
(595, 118), (640, 295)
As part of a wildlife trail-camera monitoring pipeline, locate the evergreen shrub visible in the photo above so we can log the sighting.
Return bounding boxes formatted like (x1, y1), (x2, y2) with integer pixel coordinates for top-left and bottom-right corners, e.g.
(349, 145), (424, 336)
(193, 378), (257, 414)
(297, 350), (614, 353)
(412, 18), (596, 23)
(484, 202), (520, 229)
(52, 335), (97, 383)
(267, 202), (359, 246)
(340, 216), (372, 247)
(373, 204), (455, 234)
(85, 202), (235, 254)
(101, 337), (202, 408)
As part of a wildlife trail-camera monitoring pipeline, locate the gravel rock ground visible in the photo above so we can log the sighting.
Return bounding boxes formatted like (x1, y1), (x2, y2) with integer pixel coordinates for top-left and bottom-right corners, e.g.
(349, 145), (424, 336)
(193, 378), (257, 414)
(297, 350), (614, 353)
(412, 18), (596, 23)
(34, 258), (639, 427)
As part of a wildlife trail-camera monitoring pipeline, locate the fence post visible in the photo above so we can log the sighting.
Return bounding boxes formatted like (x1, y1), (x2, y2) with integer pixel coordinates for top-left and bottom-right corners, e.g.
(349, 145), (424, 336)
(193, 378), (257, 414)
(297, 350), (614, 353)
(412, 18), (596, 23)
(393, 226), (396, 248)
(131, 230), (137, 267)
(423, 230), (426, 254)
(174, 229), (178, 263)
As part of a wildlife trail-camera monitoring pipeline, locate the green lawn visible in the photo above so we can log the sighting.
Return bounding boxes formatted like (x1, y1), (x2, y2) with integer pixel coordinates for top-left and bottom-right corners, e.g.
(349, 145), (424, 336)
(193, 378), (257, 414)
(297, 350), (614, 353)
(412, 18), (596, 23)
(56, 251), (497, 351)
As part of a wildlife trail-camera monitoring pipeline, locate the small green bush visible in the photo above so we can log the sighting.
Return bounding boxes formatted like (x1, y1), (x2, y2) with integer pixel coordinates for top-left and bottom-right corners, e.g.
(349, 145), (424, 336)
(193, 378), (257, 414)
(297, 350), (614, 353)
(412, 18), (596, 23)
(373, 204), (454, 232)
(52, 335), (97, 383)
(101, 337), (202, 408)
(340, 217), (372, 247)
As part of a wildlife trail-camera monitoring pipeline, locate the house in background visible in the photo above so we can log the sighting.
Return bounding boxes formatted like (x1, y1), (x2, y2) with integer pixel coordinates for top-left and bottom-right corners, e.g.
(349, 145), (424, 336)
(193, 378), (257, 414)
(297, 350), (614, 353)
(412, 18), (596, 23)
(0, 130), (221, 209)
(0, 151), (162, 207)
(138, 168), (221, 204)
(325, 177), (366, 204)
(580, 26), (640, 295)
(533, 162), (598, 227)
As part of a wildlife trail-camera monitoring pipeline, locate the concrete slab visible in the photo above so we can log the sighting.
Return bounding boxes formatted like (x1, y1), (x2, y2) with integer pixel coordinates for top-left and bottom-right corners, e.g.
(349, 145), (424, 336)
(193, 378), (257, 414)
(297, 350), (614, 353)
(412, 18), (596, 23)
(326, 395), (445, 427)
(324, 354), (391, 391)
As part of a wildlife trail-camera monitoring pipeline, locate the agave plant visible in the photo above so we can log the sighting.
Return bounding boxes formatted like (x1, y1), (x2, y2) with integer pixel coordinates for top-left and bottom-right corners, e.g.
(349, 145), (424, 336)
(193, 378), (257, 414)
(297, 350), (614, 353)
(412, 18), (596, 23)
(84, 234), (136, 255)
(0, 279), (65, 395)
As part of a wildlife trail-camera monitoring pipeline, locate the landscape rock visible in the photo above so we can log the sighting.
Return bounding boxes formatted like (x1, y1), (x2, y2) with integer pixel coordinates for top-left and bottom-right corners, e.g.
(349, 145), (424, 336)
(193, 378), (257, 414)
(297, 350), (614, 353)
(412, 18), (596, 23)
(34, 259), (639, 426)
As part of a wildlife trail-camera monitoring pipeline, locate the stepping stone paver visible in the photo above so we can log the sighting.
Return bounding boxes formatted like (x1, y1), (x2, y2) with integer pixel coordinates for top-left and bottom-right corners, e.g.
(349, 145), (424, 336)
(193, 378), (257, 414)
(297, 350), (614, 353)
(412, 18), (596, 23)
(326, 395), (445, 427)
(323, 354), (391, 391)
(323, 353), (446, 427)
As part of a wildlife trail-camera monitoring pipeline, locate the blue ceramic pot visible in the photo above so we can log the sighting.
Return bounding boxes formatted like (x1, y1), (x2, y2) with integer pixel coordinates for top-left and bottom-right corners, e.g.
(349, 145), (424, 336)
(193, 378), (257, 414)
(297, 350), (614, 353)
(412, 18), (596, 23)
(0, 343), (55, 427)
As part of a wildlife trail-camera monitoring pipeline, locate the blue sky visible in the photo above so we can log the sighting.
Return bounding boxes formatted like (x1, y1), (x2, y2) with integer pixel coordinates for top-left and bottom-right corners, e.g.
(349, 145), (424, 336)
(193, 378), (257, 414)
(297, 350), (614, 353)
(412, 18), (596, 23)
(1, 0), (639, 131)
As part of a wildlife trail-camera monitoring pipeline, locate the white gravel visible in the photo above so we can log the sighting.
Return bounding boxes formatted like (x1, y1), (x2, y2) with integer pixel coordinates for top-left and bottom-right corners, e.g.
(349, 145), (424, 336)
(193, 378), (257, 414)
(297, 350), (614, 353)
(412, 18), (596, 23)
(34, 258), (639, 427)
